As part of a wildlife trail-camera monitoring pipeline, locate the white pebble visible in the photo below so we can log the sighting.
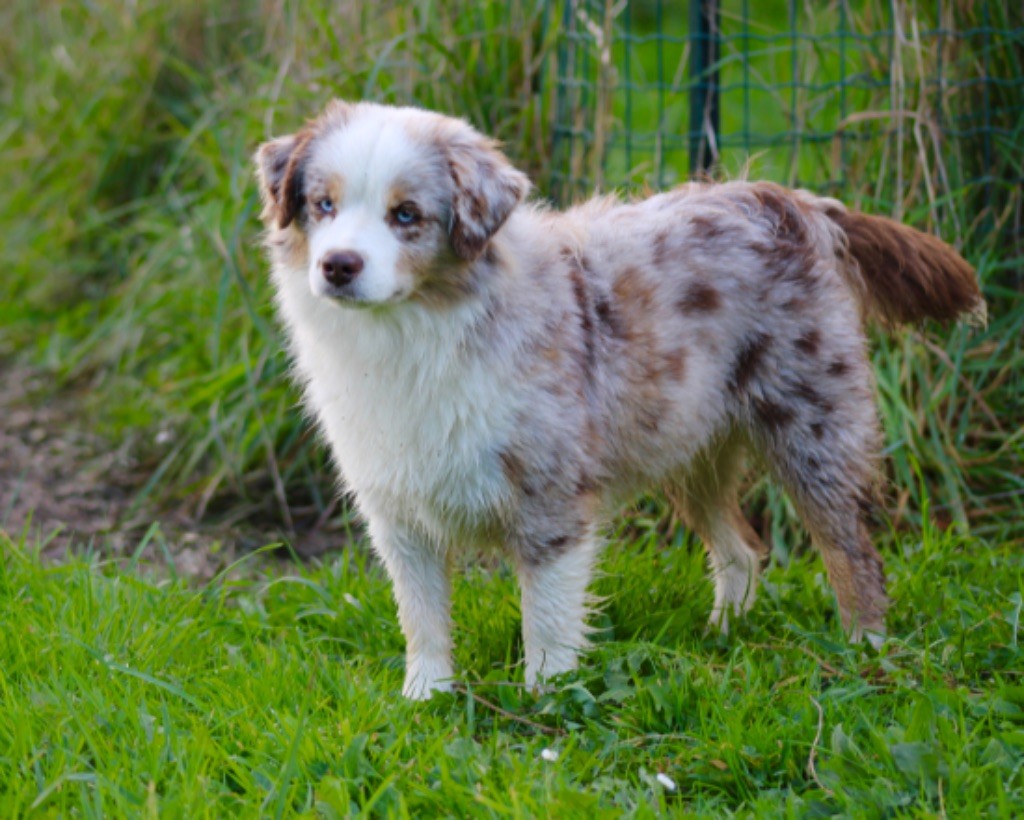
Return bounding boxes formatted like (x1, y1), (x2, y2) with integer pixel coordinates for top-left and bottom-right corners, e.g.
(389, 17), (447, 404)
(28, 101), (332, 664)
(540, 748), (559, 762)
(656, 772), (677, 792)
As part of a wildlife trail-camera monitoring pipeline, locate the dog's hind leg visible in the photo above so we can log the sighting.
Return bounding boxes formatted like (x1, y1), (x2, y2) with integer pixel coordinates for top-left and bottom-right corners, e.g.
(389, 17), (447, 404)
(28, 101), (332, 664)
(806, 504), (887, 646)
(752, 392), (888, 645)
(670, 436), (769, 632)
(698, 504), (769, 632)
(784, 482), (887, 645)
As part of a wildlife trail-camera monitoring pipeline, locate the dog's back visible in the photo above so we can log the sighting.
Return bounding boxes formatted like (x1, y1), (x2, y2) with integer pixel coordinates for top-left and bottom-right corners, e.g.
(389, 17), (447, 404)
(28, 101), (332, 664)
(552, 181), (982, 485)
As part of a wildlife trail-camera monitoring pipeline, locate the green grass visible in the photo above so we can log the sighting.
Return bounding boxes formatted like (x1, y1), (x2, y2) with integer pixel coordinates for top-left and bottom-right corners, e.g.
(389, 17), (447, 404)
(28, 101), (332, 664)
(2, 520), (1022, 815)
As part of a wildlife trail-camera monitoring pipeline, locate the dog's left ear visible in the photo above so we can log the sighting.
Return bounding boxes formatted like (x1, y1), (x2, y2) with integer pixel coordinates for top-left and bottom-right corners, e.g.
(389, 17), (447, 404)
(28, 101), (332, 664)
(254, 133), (310, 229)
(447, 129), (530, 260)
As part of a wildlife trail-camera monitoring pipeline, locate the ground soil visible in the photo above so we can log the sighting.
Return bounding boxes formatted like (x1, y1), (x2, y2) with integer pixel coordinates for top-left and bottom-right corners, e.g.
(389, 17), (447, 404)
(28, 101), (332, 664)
(0, 361), (351, 577)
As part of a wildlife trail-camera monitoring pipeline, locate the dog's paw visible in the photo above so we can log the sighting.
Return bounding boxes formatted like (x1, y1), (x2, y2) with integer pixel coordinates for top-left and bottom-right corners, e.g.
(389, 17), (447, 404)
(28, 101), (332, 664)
(402, 677), (453, 700)
(848, 622), (887, 651)
(861, 628), (887, 652)
(402, 656), (454, 700)
(707, 607), (731, 635)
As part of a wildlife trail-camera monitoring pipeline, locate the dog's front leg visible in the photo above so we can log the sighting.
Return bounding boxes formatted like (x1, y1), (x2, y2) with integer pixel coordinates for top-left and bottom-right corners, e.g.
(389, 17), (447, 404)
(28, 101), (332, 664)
(516, 535), (600, 688)
(369, 520), (453, 699)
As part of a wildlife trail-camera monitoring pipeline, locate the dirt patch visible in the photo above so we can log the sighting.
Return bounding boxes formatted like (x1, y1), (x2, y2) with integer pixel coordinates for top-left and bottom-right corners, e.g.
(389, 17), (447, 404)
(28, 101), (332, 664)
(0, 366), (133, 550)
(0, 361), (354, 578)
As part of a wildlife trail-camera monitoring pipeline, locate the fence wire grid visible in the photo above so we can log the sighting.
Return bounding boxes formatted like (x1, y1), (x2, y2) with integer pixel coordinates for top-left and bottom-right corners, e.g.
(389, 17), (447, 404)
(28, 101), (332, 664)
(550, 0), (1023, 234)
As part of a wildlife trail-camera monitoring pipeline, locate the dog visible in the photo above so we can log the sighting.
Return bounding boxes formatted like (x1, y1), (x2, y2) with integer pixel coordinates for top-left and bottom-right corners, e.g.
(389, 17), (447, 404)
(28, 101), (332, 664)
(254, 101), (984, 699)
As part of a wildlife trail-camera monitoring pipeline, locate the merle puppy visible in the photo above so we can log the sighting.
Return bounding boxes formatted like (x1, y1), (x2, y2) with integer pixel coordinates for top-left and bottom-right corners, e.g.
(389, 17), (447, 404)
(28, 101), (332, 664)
(255, 101), (983, 698)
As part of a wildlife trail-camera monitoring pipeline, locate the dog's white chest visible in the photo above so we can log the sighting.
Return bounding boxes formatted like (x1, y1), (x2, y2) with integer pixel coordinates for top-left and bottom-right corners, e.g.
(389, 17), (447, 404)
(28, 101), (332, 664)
(285, 299), (515, 539)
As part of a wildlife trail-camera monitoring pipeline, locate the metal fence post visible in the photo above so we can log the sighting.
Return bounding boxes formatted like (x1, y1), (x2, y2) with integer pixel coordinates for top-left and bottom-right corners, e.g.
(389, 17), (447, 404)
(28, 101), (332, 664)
(689, 0), (720, 176)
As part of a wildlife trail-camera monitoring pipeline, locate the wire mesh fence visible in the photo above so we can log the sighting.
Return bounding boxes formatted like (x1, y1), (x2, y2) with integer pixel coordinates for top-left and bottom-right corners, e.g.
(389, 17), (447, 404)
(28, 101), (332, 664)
(550, 0), (1023, 240)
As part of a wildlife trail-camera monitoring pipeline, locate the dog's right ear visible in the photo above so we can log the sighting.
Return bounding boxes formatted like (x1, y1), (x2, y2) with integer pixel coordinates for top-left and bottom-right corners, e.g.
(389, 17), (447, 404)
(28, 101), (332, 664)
(254, 132), (310, 229)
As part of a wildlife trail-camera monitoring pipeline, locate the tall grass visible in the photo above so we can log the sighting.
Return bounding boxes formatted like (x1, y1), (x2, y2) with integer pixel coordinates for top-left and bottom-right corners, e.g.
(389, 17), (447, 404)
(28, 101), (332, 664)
(0, 0), (1020, 547)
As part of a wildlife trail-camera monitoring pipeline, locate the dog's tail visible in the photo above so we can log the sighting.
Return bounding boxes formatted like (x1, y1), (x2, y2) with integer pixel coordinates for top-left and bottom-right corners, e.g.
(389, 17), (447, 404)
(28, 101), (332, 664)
(826, 207), (986, 327)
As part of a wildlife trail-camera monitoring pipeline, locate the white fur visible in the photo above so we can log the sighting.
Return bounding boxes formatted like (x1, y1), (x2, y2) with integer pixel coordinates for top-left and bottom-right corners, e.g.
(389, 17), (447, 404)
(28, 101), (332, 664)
(275, 289), (519, 537)
(518, 533), (601, 685)
(367, 517), (454, 698)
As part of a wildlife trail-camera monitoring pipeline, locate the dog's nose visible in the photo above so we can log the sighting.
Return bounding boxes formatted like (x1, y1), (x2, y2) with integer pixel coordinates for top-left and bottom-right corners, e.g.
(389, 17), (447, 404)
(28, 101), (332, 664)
(321, 251), (365, 287)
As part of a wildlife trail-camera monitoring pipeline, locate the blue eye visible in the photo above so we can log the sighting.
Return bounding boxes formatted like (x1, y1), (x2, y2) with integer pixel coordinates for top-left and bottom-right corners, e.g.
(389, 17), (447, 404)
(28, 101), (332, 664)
(318, 199), (334, 214)
(394, 203), (420, 225)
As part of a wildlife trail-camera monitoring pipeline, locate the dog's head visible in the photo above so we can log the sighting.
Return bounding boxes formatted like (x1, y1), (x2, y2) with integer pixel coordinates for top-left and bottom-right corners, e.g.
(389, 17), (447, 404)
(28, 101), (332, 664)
(254, 101), (530, 306)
